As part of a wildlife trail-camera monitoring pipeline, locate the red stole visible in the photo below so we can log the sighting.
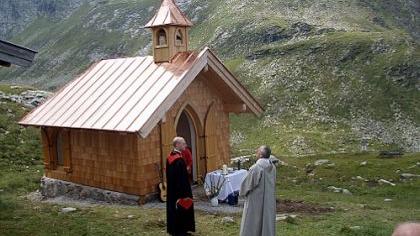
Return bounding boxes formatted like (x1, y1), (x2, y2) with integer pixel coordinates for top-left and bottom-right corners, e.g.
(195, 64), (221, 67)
(168, 150), (183, 165)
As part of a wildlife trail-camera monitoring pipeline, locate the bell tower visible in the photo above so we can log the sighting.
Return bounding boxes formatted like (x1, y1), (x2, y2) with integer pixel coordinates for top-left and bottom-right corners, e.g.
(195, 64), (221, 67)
(145, 0), (193, 63)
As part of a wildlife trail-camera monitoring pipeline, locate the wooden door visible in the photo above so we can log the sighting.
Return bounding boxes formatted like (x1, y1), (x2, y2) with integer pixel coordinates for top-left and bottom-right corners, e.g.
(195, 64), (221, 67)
(160, 121), (176, 181)
(205, 104), (218, 171)
(62, 130), (72, 173)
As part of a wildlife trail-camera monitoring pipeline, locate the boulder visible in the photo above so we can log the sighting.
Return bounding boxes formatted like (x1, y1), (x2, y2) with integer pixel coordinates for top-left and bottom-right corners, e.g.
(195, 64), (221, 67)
(355, 176), (368, 182)
(314, 159), (330, 166)
(326, 163), (336, 168)
(350, 226), (362, 230)
(40, 177), (140, 205)
(61, 207), (77, 213)
(222, 216), (235, 224)
(0, 90), (52, 108)
(327, 186), (352, 195)
(327, 186), (342, 193)
(378, 179), (396, 186)
(342, 189), (352, 195)
(400, 173), (420, 179)
(276, 214), (297, 221)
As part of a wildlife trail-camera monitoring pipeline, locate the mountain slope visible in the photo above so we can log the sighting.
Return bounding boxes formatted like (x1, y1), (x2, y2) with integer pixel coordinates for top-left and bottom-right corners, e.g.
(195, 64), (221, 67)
(0, 0), (419, 154)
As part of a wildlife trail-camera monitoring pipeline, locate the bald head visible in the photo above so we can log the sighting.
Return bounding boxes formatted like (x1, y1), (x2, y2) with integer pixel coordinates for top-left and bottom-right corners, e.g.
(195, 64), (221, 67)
(257, 145), (271, 159)
(392, 223), (420, 236)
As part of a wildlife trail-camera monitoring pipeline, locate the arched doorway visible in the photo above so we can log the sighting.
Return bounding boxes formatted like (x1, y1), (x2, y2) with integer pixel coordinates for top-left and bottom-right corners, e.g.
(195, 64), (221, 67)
(176, 110), (198, 182)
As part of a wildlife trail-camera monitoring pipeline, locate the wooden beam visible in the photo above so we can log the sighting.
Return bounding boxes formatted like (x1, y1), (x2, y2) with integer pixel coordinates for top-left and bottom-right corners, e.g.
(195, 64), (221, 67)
(0, 40), (37, 67)
(224, 103), (247, 113)
(0, 40), (36, 61)
(0, 60), (11, 67)
(0, 52), (33, 67)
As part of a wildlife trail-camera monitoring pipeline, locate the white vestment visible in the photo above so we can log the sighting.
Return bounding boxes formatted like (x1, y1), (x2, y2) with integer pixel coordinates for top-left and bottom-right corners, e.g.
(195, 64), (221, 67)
(239, 158), (276, 236)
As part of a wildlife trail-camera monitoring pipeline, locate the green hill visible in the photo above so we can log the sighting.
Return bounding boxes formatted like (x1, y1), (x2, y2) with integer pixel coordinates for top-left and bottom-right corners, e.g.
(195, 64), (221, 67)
(0, 0), (419, 155)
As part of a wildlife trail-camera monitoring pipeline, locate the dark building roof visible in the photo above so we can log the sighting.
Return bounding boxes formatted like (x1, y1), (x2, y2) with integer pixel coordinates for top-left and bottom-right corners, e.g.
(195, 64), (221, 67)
(0, 40), (37, 67)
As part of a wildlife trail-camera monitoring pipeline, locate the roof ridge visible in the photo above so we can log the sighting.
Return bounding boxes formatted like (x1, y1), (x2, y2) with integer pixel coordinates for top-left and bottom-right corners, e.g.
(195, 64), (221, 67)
(101, 55), (152, 61)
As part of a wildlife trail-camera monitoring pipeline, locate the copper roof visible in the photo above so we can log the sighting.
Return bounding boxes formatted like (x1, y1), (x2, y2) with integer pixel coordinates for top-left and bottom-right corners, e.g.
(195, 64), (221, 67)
(19, 48), (263, 137)
(145, 0), (193, 28)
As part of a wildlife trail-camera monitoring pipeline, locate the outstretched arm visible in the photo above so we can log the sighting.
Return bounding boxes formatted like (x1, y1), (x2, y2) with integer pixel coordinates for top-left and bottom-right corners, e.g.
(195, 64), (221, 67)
(239, 166), (262, 197)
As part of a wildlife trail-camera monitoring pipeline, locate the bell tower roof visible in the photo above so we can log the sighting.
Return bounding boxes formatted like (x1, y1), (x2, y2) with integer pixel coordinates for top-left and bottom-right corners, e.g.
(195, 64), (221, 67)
(145, 0), (193, 28)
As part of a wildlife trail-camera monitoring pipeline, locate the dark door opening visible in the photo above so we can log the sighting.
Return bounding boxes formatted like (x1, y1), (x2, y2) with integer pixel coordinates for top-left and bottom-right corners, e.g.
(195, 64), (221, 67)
(176, 111), (197, 181)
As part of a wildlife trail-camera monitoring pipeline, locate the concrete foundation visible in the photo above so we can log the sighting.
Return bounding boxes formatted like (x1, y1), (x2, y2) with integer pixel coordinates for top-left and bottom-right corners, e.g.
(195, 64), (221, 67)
(40, 176), (151, 205)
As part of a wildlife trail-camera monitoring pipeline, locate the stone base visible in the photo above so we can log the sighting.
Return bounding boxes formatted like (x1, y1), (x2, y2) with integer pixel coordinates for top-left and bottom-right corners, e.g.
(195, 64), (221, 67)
(40, 176), (155, 205)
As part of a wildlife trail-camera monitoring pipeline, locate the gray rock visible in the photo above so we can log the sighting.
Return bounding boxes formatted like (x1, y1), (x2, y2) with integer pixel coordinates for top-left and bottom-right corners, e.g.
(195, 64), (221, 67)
(408, 164), (417, 169)
(0, 89), (52, 108)
(400, 173), (420, 179)
(276, 214), (297, 221)
(61, 207), (77, 213)
(40, 177), (141, 205)
(378, 179), (396, 186)
(355, 176), (368, 181)
(328, 186), (352, 195)
(326, 163), (336, 168)
(222, 216), (235, 224)
(342, 189), (352, 195)
(327, 186), (342, 193)
(314, 159), (330, 166)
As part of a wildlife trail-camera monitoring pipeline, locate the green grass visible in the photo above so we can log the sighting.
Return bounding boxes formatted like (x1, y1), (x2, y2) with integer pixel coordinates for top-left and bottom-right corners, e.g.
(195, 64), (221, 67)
(0, 84), (35, 94)
(278, 152), (420, 235)
(1, 86), (419, 235)
(226, 29), (420, 154)
(1, 143), (419, 236)
(0, 91), (41, 163)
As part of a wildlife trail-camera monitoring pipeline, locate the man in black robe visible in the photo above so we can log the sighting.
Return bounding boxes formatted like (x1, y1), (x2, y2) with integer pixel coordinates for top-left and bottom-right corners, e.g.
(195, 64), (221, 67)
(166, 137), (195, 236)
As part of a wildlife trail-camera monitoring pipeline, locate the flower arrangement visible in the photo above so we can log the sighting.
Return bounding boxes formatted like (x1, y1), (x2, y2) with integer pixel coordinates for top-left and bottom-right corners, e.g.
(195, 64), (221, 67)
(204, 174), (226, 199)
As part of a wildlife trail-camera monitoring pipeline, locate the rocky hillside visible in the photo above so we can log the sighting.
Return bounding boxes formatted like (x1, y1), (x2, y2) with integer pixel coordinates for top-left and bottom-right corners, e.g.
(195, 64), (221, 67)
(0, 85), (46, 164)
(0, 0), (419, 155)
(0, 0), (84, 40)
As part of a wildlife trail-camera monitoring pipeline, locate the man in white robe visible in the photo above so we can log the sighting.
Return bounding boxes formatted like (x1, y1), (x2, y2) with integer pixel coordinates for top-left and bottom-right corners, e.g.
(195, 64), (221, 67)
(239, 145), (276, 236)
